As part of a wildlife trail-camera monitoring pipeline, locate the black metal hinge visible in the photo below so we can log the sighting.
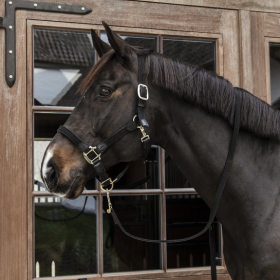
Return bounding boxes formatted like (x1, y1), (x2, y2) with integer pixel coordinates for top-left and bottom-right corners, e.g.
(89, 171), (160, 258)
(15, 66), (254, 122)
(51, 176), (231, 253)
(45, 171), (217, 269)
(0, 0), (92, 88)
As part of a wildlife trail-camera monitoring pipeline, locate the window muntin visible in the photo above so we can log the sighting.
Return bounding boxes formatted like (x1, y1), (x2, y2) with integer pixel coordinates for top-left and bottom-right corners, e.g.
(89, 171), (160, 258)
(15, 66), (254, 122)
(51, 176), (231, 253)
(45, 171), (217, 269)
(33, 28), (95, 107)
(32, 27), (222, 279)
(34, 195), (98, 278)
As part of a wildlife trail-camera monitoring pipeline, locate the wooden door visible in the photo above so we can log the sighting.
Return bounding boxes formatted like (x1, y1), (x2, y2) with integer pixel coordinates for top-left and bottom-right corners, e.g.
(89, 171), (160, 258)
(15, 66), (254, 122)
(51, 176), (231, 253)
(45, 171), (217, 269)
(0, 1), (240, 279)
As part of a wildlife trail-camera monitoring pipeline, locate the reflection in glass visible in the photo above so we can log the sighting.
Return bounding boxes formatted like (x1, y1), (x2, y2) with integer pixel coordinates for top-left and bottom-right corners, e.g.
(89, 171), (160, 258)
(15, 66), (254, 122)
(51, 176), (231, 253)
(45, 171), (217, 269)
(34, 195), (97, 277)
(101, 33), (158, 52)
(103, 195), (161, 273)
(108, 146), (160, 189)
(166, 194), (222, 268)
(34, 113), (96, 191)
(270, 44), (280, 106)
(163, 38), (216, 72)
(33, 28), (95, 107)
(34, 113), (70, 192)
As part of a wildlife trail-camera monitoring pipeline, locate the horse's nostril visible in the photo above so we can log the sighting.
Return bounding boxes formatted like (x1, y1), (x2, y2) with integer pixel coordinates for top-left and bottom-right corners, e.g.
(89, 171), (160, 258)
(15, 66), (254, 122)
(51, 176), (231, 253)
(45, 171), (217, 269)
(44, 160), (59, 188)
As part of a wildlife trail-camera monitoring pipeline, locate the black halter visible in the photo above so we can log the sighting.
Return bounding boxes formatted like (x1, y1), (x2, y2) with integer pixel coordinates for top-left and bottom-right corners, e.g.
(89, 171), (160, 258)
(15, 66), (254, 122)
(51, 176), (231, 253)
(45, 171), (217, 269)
(57, 54), (242, 280)
(57, 54), (151, 210)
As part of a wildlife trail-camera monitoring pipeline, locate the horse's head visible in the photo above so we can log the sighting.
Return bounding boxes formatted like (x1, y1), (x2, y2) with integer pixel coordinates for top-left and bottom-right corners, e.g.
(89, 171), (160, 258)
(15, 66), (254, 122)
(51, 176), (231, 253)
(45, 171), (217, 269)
(41, 22), (158, 199)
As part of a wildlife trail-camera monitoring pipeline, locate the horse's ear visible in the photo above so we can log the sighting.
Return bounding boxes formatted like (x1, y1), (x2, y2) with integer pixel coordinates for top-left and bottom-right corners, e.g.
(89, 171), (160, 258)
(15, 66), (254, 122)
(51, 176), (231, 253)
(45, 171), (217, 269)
(102, 21), (133, 62)
(91, 29), (112, 58)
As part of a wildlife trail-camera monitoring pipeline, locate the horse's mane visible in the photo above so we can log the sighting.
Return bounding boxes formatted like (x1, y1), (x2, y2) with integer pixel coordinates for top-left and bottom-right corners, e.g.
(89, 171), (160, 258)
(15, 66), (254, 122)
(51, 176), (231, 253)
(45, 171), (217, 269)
(80, 48), (280, 142)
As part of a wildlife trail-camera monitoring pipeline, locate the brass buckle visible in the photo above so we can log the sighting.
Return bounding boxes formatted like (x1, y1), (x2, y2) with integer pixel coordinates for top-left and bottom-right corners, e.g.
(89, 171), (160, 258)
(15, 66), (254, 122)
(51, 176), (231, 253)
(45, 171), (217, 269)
(100, 177), (117, 192)
(83, 146), (101, 165)
(137, 84), (149, 100)
(100, 177), (117, 213)
(137, 125), (150, 142)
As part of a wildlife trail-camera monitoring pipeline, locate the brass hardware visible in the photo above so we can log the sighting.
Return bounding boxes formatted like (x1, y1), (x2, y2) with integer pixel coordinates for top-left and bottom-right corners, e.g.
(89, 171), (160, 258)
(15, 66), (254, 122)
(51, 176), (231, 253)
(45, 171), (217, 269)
(83, 146), (101, 165)
(106, 190), (112, 213)
(100, 177), (117, 213)
(100, 177), (117, 192)
(133, 115), (150, 142)
(137, 126), (150, 142)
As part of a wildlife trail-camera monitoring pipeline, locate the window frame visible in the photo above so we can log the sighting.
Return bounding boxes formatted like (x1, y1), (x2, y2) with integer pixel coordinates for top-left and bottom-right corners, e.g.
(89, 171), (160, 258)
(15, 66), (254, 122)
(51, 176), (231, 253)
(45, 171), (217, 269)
(27, 20), (227, 280)
(265, 37), (280, 105)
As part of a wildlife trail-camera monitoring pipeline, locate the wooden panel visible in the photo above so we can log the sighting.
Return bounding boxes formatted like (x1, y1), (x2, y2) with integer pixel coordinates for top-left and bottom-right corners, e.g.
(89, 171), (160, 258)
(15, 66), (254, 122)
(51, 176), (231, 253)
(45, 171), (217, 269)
(264, 13), (280, 38)
(27, 16), (33, 280)
(0, 9), (28, 280)
(250, 12), (267, 100)
(130, 0), (280, 14)
(239, 10), (253, 93)
(222, 10), (240, 87)
(25, 0), (222, 34)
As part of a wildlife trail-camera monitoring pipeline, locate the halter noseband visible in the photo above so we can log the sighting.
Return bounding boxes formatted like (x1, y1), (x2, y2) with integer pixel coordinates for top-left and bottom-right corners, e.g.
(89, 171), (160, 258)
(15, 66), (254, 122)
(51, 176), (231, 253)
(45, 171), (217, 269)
(57, 55), (151, 213)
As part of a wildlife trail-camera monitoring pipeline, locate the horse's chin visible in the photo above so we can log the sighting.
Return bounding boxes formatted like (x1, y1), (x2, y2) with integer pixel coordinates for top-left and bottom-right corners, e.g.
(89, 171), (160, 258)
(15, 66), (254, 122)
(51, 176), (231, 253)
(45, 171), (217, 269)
(49, 178), (85, 200)
(64, 180), (84, 200)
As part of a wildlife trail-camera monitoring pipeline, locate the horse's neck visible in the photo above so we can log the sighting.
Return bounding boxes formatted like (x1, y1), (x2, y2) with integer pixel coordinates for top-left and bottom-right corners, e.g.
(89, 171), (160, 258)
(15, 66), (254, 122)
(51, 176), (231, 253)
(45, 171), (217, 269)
(153, 89), (280, 228)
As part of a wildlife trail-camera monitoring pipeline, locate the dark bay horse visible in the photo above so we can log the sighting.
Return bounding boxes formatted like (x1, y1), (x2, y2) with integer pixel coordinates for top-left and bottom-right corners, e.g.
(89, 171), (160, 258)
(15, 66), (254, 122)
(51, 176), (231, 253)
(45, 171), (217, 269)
(41, 22), (280, 280)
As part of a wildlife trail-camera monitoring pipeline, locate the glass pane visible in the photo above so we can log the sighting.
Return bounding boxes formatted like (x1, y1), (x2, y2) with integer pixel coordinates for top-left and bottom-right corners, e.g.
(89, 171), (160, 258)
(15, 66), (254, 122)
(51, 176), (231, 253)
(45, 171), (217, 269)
(163, 38), (216, 72)
(108, 146), (160, 189)
(33, 28), (95, 107)
(34, 113), (96, 191)
(34, 195), (97, 278)
(166, 194), (222, 268)
(103, 195), (161, 273)
(101, 33), (158, 52)
(270, 44), (280, 106)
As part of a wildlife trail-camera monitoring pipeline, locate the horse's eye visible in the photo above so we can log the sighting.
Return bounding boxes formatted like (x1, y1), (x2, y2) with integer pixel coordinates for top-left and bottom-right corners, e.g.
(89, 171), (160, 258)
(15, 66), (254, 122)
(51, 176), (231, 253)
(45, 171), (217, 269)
(100, 88), (112, 97)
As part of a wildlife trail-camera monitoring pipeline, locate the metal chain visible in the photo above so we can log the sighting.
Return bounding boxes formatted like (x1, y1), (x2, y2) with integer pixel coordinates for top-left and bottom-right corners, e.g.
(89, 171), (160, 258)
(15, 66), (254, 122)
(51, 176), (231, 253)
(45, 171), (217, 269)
(106, 189), (112, 213)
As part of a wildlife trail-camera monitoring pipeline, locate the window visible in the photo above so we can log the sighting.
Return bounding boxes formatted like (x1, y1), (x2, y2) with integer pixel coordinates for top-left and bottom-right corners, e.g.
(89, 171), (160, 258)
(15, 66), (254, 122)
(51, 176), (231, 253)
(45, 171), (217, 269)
(269, 43), (280, 106)
(32, 26), (221, 279)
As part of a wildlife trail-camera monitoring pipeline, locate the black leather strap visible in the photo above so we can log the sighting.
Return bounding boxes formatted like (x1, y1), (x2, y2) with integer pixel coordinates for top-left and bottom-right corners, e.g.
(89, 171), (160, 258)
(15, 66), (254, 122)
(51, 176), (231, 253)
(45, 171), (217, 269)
(141, 137), (151, 158)
(137, 55), (149, 127)
(57, 126), (88, 152)
(209, 225), (217, 280)
(96, 121), (137, 154)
